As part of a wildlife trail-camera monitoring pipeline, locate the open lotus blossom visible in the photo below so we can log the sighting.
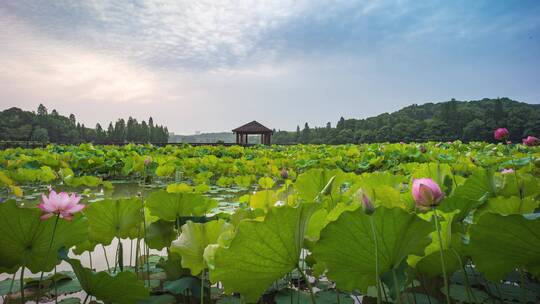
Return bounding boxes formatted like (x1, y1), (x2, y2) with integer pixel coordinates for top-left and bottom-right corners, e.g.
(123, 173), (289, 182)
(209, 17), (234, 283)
(412, 178), (444, 208)
(38, 190), (85, 220)
(523, 136), (540, 146)
(494, 128), (509, 141)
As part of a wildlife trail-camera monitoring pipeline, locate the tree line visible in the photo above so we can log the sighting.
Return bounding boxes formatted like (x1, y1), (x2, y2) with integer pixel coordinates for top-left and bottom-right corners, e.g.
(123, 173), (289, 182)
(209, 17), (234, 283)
(272, 98), (540, 144)
(0, 104), (169, 144)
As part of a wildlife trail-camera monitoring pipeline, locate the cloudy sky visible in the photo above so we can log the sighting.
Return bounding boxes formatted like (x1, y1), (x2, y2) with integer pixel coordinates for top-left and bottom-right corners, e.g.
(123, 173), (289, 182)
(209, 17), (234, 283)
(1, 1), (539, 134)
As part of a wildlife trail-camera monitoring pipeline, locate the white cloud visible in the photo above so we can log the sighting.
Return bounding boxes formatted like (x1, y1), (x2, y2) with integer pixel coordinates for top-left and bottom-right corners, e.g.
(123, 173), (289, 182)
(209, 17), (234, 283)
(0, 16), (162, 105)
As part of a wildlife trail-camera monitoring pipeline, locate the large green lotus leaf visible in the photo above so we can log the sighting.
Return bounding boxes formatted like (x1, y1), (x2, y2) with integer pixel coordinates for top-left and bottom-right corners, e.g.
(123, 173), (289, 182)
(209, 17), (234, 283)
(347, 172), (408, 209)
(294, 169), (348, 202)
(408, 210), (462, 277)
(0, 200), (88, 273)
(146, 190), (217, 221)
(476, 196), (538, 217)
(208, 203), (317, 302)
(145, 220), (176, 250)
(438, 168), (492, 220)
(409, 163), (454, 187)
(249, 190), (279, 211)
(72, 240), (98, 255)
(84, 198), (142, 245)
(313, 207), (433, 293)
(499, 173), (540, 198)
(171, 219), (232, 275)
(467, 213), (540, 280)
(66, 258), (149, 304)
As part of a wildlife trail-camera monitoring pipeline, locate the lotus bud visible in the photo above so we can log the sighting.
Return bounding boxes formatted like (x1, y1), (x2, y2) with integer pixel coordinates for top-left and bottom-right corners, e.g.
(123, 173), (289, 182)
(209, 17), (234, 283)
(355, 188), (374, 215)
(522, 136), (540, 147)
(144, 156), (152, 166)
(494, 128), (509, 141)
(412, 178), (444, 209)
(419, 145), (427, 153)
(280, 168), (289, 179)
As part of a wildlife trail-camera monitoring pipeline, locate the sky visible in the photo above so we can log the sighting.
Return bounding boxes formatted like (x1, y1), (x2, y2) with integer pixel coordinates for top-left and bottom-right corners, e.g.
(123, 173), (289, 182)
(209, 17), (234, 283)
(1, 1), (539, 134)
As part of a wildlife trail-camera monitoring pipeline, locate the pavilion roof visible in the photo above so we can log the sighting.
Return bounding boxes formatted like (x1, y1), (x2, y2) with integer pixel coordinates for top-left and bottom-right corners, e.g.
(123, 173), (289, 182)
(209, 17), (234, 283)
(232, 121), (272, 133)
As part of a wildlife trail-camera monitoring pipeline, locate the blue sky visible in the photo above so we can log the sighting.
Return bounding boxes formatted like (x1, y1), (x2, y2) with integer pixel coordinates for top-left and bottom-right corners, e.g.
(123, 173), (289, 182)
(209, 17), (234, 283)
(1, 0), (539, 133)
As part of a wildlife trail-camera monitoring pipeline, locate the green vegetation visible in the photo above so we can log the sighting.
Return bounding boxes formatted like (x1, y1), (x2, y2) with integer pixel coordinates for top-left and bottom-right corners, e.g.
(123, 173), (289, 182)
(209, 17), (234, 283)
(0, 104), (169, 143)
(273, 98), (540, 143)
(0, 142), (539, 303)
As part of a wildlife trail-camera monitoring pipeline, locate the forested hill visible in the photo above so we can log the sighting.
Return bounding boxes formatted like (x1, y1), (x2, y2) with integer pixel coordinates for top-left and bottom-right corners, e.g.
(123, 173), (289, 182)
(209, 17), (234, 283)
(272, 98), (540, 144)
(0, 104), (169, 143)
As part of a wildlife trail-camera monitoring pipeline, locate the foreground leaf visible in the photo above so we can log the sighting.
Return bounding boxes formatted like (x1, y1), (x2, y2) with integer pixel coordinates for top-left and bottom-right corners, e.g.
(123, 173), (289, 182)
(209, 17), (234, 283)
(467, 213), (540, 280)
(209, 204), (317, 302)
(146, 190), (217, 221)
(313, 207), (433, 292)
(0, 200), (87, 272)
(84, 198), (142, 245)
(66, 258), (149, 304)
(171, 219), (232, 275)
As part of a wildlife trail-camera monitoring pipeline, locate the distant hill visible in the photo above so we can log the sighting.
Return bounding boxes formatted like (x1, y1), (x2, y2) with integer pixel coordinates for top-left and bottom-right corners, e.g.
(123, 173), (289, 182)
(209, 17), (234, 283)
(272, 97), (540, 144)
(168, 98), (540, 144)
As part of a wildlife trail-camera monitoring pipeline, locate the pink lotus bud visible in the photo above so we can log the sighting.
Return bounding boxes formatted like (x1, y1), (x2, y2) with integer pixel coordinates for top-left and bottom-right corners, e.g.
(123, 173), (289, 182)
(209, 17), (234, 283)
(419, 145), (427, 153)
(494, 128), (509, 141)
(280, 168), (289, 179)
(355, 188), (375, 215)
(522, 136), (540, 147)
(412, 178), (444, 208)
(144, 156), (152, 166)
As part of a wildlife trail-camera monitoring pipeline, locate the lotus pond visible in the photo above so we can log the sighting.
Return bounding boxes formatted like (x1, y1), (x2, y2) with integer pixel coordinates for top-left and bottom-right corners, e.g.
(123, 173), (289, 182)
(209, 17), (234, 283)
(0, 142), (539, 303)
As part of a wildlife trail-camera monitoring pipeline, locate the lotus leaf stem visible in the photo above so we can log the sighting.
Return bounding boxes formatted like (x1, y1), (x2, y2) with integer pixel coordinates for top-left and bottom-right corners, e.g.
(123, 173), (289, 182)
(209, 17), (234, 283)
(433, 208), (451, 304)
(369, 216), (382, 304)
(36, 213), (60, 302)
(20, 265), (25, 303)
(297, 265), (316, 304)
(391, 268), (402, 304)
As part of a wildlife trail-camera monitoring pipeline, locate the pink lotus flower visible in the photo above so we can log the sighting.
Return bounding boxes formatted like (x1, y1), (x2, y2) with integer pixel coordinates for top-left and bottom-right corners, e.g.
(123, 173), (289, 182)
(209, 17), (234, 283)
(523, 136), (540, 147)
(280, 168), (289, 179)
(494, 128), (509, 141)
(144, 156), (152, 166)
(412, 178), (444, 208)
(38, 190), (85, 220)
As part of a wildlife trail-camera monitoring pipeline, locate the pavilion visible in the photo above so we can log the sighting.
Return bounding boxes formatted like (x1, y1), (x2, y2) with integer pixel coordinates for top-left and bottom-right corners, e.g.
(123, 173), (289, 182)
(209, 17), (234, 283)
(232, 121), (273, 145)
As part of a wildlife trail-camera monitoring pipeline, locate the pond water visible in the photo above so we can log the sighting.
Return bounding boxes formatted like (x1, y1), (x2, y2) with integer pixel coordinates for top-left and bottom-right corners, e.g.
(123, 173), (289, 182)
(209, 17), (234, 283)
(0, 181), (254, 303)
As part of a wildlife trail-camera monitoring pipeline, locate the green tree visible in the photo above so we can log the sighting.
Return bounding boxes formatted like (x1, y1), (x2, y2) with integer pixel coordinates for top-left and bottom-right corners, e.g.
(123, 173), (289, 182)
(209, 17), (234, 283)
(31, 127), (49, 143)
